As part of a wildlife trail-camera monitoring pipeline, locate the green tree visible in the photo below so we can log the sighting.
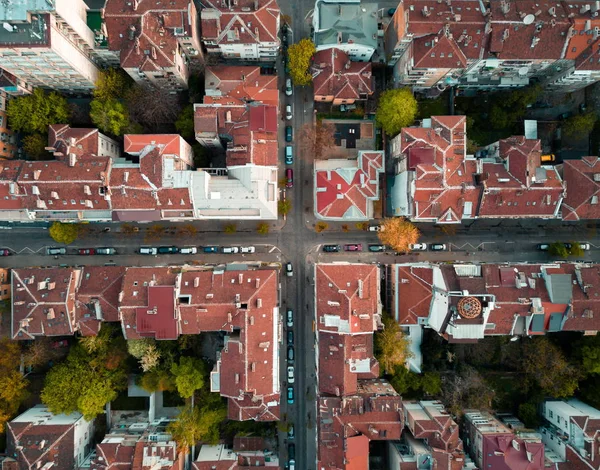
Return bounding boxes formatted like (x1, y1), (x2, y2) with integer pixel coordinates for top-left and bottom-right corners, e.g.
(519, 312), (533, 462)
(175, 104), (195, 140)
(23, 133), (51, 160)
(6, 88), (70, 134)
(138, 368), (174, 393)
(489, 104), (511, 129)
(167, 403), (226, 451)
(389, 366), (421, 395)
(518, 402), (540, 429)
(563, 113), (597, 138)
(520, 337), (579, 398)
(579, 336), (600, 375)
(568, 242), (585, 257)
(278, 199), (291, 216)
(77, 378), (119, 420)
(375, 88), (418, 137)
(170, 357), (205, 398)
(49, 222), (80, 245)
(0, 371), (29, 407)
(257, 222), (270, 235)
(127, 338), (156, 359)
(90, 98), (130, 136)
(94, 68), (131, 102)
(548, 242), (569, 258)
(288, 38), (316, 86)
(420, 372), (442, 396)
(375, 314), (413, 375)
(223, 223), (237, 234)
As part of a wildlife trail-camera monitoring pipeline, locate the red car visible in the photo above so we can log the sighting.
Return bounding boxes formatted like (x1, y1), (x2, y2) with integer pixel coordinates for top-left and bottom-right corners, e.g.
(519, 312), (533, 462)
(285, 168), (293, 188)
(343, 244), (363, 252)
(0, 249), (10, 256)
(78, 248), (96, 255)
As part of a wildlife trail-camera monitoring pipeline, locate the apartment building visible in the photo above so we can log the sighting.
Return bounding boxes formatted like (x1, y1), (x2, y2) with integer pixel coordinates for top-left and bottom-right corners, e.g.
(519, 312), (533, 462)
(313, 0), (378, 61)
(389, 116), (565, 223)
(11, 264), (281, 421)
(103, 0), (202, 90)
(6, 405), (95, 469)
(194, 438), (279, 469)
(385, 0), (600, 92)
(0, 90), (17, 159)
(0, 0), (100, 93)
(200, 0), (280, 61)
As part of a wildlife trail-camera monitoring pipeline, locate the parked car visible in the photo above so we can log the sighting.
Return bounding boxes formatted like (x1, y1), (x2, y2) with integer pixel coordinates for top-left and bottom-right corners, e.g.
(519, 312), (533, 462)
(537, 243), (549, 251)
(288, 444), (295, 461)
(285, 104), (293, 120)
(96, 247), (116, 255)
(287, 346), (294, 362)
(203, 246), (218, 253)
(368, 244), (385, 252)
(409, 243), (427, 251)
(288, 423), (295, 439)
(343, 244), (362, 252)
(47, 247), (67, 255)
(221, 246), (240, 254)
(179, 247), (197, 254)
(287, 330), (294, 345)
(579, 242), (591, 250)
(285, 168), (293, 187)
(430, 244), (447, 251)
(0, 249), (10, 256)
(287, 366), (295, 384)
(541, 154), (555, 163)
(285, 146), (293, 165)
(78, 248), (96, 255)
(51, 340), (69, 349)
(285, 78), (293, 96)
(285, 126), (293, 142)
(139, 247), (158, 255)
(368, 225), (384, 232)
(287, 386), (294, 404)
(563, 243), (573, 250)
(158, 246), (179, 254)
(240, 246), (255, 253)
(323, 244), (341, 252)
(286, 308), (293, 328)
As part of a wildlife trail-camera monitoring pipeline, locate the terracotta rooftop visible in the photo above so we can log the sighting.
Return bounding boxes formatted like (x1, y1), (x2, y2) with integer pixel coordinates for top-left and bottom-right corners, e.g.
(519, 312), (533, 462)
(315, 151), (384, 220)
(205, 66), (279, 107)
(312, 48), (374, 101)
(561, 157), (600, 220)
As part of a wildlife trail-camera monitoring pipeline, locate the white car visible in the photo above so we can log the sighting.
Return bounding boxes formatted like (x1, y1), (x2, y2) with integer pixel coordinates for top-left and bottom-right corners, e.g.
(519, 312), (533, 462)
(285, 78), (293, 96)
(285, 104), (293, 120)
(579, 242), (591, 250)
(221, 246), (240, 254)
(286, 309), (293, 328)
(287, 366), (295, 384)
(368, 225), (384, 232)
(409, 243), (427, 251)
(179, 247), (197, 254)
(240, 246), (256, 254)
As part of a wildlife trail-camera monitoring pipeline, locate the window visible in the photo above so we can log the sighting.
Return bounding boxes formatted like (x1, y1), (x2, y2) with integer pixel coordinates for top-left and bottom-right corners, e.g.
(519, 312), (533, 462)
(572, 47), (577, 52)
(549, 410), (553, 418)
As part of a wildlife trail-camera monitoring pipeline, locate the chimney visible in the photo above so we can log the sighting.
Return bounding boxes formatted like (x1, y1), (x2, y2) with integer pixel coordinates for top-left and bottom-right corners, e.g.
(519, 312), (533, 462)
(51, 191), (59, 199)
(69, 153), (77, 167)
(128, 24), (136, 40)
(33, 169), (41, 180)
(133, 0), (139, 10)
(151, 47), (157, 60)
(255, 27), (259, 41)
(84, 185), (91, 195)
(531, 36), (540, 48)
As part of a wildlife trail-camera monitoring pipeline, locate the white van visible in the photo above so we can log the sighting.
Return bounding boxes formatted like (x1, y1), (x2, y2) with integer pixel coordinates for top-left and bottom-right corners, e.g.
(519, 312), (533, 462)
(179, 247), (197, 254)
(221, 246), (239, 254)
(139, 247), (158, 255)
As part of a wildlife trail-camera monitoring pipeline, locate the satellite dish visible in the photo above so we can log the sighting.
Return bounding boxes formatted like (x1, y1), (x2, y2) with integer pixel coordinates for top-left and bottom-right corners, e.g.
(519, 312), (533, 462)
(518, 66), (529, 76)
(523, 14), (535, 24)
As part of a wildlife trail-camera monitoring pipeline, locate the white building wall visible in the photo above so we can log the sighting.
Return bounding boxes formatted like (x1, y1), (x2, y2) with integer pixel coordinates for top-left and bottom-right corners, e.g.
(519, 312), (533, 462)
(98, 133), (121, 159)
(73, 416), (95, 466)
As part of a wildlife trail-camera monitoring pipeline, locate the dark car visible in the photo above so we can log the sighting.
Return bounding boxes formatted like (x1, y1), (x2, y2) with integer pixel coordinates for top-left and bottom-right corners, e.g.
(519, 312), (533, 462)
(323, 244), (341, 252)
(203, 246), (219, 253)
(368, 244), (385, 252)
(288, 444), (295, 461)
(537, 244), (549, 251)
(430, 244), (447, 251)
(96, 247), (116, 255)
(0, 249), (11, 256)
(78, 248), (96, 255)
(285, 126), (293, 142)
(158, 246), (179, 254)
(343, 244), (362, 252)
(287, 386), (294, 404)
(287, 346), (294, 362)
(286, 168), (293, 188)
(287, 330), (294, 345)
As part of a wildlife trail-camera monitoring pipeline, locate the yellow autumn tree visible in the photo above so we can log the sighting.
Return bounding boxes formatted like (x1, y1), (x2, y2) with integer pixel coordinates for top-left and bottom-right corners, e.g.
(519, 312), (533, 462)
(288, 38), (316, 86)
(378, 217), (420, 253)
(375, 314), (413, 375)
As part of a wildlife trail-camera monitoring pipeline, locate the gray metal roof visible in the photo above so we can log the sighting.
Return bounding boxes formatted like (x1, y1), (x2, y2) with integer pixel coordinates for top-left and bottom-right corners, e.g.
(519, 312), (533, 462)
(314, 0), (378, 49)
(548, 312), (564, 332)
(546, 273), (573, 304)
(530, 313), (545, 333)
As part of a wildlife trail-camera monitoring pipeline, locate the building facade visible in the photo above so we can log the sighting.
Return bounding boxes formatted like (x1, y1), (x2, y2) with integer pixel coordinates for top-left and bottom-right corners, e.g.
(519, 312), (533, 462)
(0, 91), (17, 159)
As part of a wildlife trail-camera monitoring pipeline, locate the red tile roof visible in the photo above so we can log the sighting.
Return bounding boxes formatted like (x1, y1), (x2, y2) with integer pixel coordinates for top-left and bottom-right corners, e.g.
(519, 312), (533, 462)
(312, 49), (374, 102)
(200, 0), (280, 46)
(482, 434), (544, 470)
(315, 151), (384, 220)
(205, 66), (279, 107)
(562, 157), (600, 220)
(48, 125), (102, 157)
(104, 0), (198, 75)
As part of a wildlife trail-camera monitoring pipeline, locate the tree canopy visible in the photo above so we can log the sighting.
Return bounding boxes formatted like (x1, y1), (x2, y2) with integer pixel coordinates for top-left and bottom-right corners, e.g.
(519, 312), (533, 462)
(375, 314), (412, 375)
(288, 39), (316, 86)
(49, 222), (80, 245)
(167, 403), (226, 452)
(7, 88), (70, 134)
(23, 133), (51, 160)
(0, 339), (29, 433)
(127, 338), (156, 359)
(375, 88), (418, 137)
(563, 113), (597, 138)
(489, 85), (542, 130)
(378, 217), (420, 252)
(93, 68), (131, 102)
(175, 105), (195, 140)
(41, 325), (128, 420)
(90, 98), (131, 137)
(171, 357), (205, 398)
